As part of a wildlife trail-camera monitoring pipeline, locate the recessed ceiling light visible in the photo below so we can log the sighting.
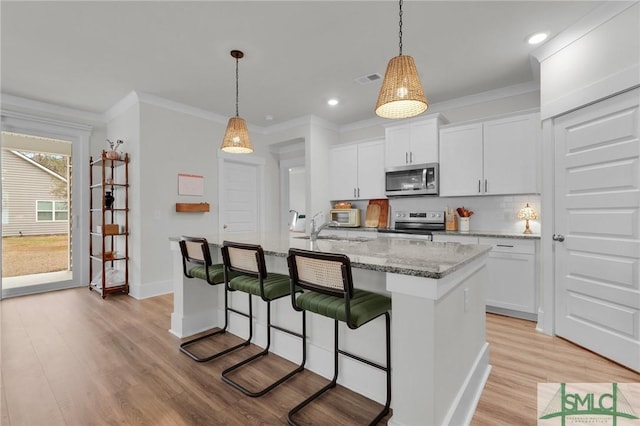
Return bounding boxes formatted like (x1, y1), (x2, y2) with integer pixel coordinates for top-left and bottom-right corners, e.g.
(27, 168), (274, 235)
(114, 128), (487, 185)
(527, 32), (548, 45)
(327, 98), (339, 106)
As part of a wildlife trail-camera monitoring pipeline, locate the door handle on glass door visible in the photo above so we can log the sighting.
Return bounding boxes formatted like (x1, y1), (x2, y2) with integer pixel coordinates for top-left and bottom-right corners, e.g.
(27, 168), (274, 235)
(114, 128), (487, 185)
(552, 234), (565, 242)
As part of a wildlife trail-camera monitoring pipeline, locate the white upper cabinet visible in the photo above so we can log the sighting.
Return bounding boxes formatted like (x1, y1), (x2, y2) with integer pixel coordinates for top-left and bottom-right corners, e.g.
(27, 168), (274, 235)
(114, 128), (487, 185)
(329, 140), (385, 201)
(385, 115), (444, 168)
(439, 123), (484, 196)
(439, 112), (540, 196)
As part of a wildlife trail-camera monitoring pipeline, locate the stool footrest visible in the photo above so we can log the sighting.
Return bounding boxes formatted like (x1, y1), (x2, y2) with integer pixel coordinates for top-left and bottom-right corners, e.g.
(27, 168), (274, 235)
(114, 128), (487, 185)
(179, 329), (250, 363)
(221, 348), (305, 397)
(338, 348), (387, 372)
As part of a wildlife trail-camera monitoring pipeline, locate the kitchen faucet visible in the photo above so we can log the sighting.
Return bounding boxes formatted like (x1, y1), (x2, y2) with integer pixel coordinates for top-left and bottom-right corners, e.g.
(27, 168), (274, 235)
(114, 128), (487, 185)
(310, 212), (338, 242)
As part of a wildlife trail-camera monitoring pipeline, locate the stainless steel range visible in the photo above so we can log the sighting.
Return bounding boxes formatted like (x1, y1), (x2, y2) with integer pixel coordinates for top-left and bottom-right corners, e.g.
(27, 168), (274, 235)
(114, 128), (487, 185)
(379, 210), (445, 241)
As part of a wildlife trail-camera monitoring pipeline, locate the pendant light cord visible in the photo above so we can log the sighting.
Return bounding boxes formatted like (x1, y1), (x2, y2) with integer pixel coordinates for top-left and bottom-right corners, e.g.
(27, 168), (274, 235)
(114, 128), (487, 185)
(398, 0), (403, 56)
(235, 56), (239, 117)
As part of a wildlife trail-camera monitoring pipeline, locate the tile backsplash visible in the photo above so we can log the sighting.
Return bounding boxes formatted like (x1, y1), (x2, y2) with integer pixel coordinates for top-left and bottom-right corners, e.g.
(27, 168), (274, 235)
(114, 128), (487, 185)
(347, 194), (541, 234)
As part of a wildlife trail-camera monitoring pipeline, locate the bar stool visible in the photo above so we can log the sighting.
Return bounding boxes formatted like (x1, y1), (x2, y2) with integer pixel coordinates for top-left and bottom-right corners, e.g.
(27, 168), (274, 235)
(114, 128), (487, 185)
(178, 236), (248, 362)
(286, 248), (391, 426)
(220, 241), (306, 397)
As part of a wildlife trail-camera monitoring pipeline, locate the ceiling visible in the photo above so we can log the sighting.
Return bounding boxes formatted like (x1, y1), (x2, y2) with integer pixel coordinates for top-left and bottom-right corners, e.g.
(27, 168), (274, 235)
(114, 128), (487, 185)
(1, 1), (603, 127)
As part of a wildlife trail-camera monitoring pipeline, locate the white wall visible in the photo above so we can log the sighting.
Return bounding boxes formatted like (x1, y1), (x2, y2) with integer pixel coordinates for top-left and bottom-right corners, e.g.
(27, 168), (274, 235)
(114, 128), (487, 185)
(288, 167), (306, 213)
(105, 103), (141, 295)
(539, 3), (640, 119)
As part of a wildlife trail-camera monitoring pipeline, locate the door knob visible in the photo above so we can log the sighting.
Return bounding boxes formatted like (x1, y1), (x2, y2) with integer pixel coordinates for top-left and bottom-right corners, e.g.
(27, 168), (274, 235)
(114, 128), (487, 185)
(552, 234), (565, 242)
(223, 224), (228, 230)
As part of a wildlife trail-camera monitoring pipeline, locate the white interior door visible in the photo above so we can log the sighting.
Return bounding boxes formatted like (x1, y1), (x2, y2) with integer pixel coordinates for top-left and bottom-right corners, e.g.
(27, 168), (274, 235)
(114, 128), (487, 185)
(553, 88), (640, 372)
(220, 159), (260, 234)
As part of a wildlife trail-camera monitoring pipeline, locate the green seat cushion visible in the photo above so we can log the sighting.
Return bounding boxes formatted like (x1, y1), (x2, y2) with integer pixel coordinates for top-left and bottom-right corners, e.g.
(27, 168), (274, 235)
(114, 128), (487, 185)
(296, 289), (391, 328)
(188, 264), (241, 284)
(229, 273), (292, 301)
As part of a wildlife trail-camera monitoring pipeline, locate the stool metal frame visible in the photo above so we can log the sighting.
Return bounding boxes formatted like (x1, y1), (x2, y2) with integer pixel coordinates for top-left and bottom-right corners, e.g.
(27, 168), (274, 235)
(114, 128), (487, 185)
(220, 241), (306, 397)
(178, 236), (251, 362)
(287, 248), (391, 426)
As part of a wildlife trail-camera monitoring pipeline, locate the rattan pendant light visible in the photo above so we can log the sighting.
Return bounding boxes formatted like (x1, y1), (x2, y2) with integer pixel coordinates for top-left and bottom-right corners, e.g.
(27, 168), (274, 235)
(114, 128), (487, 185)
(221, 50), (253, 154)
(375, 0), (428, 119)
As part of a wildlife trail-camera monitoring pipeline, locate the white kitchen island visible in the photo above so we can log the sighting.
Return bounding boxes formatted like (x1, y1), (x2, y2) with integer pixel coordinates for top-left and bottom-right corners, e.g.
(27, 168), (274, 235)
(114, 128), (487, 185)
(169, 233), (492, 426)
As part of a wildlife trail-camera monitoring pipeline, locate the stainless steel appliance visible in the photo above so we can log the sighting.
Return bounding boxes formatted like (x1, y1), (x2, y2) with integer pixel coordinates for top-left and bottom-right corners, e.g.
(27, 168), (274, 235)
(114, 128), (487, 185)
(385, 163), (439, 197)
(329, 208), (361, 227)
(379, 210), (445, 240)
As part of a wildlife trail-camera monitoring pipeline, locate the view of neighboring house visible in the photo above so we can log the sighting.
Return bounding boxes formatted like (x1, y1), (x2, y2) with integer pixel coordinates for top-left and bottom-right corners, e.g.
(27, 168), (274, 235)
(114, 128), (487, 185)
(1, 149), (69, 237)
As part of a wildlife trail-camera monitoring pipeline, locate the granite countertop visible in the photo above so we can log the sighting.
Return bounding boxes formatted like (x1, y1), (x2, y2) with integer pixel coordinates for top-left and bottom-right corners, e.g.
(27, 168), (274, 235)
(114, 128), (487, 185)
(172, 233), (491, 280)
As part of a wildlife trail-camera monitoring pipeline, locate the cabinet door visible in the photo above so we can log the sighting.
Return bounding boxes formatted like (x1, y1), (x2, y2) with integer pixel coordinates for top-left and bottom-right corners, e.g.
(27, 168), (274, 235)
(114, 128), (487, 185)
(329, 145), (358, 200)
(483, 113), (540, 195)
(385, 126), (412, 168)
(357, 140), (386, 199)
(481, 238), (536, 314)
(439, 123), (483, 196)
(410, 119), (439, 164)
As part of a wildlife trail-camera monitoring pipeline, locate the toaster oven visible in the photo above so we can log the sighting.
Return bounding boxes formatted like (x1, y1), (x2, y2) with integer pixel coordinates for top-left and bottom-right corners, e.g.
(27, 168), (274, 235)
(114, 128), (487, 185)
(329, 209), (361, 227)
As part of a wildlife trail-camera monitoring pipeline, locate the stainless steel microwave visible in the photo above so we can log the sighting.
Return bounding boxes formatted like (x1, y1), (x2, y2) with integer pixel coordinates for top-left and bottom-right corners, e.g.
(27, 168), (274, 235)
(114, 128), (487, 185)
(385, 163), (439, 197)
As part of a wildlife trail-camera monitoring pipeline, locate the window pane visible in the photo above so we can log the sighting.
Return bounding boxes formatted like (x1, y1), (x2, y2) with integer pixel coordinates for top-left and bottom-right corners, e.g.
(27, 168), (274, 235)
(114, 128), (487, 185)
(55, 211), (68, 221)
(37, 200), (53, 210)
(38, 212), (53, 221)
(54, 201), (68, 211)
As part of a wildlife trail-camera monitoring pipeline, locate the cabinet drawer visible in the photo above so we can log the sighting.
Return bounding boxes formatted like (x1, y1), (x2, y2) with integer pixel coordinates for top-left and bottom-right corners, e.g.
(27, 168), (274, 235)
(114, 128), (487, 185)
(479, 237), (535, 254)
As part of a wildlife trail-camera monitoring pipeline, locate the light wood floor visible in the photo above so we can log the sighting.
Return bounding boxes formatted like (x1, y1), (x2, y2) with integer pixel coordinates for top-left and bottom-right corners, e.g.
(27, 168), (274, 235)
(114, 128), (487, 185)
(1, 288), (638, 426)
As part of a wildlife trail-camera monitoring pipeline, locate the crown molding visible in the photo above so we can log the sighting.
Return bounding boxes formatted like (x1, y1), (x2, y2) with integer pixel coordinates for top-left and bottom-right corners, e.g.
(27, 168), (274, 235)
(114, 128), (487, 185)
(0, 93), (102, 125)
(135, 91), (230, 126)
(339, 81), (539, 133)
(1, 109), (93, 133)
(530, 1), (638, 64)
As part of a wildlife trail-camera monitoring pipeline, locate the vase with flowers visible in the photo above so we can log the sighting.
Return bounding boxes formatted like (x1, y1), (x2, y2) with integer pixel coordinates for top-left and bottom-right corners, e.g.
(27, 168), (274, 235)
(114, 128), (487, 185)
(105, 139), (124, 160)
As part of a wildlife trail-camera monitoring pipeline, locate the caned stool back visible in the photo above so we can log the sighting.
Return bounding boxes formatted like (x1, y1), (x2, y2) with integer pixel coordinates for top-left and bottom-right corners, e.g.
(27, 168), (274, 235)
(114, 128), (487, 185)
(222, 241), (267, 279)
(291, 252), (353, 298)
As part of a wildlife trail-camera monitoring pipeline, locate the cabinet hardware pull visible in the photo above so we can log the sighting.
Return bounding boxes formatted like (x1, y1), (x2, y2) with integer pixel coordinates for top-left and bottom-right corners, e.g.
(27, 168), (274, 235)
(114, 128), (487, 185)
(497, 244), (514, 247)
(353, 188), (357, 198)
(405, 152), (409, 164)
(410, 152), (413, 163)
(357, 187), (360, 198)
(485, 179), (488, 192)
(478, 180), (481, 193)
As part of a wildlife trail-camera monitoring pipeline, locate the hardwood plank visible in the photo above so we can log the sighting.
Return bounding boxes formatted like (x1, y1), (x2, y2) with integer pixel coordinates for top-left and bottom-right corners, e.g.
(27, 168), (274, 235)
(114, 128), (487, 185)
(2, 289), (638, 426)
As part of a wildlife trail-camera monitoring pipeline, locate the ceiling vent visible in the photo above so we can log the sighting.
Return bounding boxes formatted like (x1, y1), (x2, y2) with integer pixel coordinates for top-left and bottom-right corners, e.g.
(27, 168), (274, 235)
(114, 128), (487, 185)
(355, 73), (382, 85)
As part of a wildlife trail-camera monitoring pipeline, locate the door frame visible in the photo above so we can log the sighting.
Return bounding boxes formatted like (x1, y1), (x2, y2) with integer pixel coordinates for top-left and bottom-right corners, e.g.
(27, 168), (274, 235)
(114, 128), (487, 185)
(0, 111), (91, 298)
(217, 151), (266, 235)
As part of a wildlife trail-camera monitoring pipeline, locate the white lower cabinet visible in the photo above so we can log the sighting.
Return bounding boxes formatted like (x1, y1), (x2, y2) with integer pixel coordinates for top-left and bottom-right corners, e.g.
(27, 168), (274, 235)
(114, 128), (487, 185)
(432, 234), (538, 319)
(480, 238), (537, 318)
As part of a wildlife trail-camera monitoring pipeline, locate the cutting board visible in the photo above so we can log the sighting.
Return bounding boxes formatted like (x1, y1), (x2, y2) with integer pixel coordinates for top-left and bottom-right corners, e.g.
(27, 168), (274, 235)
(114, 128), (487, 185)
(369, 199), (390, 228)
(364, 204), (381, 228)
